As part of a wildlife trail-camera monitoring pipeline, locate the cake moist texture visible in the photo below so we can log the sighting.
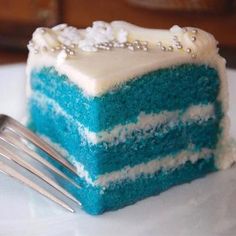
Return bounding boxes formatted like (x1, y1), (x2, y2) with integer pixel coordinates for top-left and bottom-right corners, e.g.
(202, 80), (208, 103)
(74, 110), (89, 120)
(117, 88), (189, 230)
(27, 21), (235, 214)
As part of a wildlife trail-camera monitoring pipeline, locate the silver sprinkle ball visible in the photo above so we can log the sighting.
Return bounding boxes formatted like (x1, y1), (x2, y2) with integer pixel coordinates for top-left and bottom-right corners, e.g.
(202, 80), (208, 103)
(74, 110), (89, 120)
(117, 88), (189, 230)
(168, 46), (174, 51)
(161, 46), (166, 51)
(191, 36), (197, 42)
(186, 48), (192, 53)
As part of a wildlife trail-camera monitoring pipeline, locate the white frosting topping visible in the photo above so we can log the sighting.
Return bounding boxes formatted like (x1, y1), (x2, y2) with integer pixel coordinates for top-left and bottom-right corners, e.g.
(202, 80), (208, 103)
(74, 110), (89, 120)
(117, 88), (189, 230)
(111, 22), (218, 57)
(27, 21), (220, 97)
(78, 21), (115, 52)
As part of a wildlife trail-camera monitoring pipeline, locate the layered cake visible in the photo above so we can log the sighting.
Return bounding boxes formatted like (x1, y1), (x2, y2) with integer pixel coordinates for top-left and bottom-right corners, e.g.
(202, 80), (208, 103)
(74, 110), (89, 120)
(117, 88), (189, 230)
(26, 21), (235, 214)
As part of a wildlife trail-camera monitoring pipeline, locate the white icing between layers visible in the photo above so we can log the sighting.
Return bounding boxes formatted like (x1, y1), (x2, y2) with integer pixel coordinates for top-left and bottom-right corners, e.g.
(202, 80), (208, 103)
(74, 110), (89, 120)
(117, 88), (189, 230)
(42, 135), (213, 187)
(79, 104), (216, 144)
(32, 92), (215, 145)
(95, 148), (213, 187)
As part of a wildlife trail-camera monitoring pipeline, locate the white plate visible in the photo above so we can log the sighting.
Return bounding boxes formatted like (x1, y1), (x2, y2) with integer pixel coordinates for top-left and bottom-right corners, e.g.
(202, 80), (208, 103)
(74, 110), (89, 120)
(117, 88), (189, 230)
(0, 64), (236, 236)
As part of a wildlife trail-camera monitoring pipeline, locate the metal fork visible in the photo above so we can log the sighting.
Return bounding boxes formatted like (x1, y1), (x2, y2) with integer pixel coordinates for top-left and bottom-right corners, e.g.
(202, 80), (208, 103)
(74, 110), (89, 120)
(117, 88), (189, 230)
(0, 114), (81, 213)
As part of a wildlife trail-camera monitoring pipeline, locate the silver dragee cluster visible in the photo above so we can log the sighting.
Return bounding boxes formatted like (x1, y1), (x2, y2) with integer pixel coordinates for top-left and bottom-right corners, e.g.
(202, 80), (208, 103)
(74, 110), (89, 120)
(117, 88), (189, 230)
(27, 22), (202, 61)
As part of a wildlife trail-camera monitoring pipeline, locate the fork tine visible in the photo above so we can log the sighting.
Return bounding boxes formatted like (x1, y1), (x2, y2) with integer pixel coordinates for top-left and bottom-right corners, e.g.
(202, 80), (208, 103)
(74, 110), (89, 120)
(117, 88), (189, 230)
(0, 160), (75, 212)
(0, 131), (81, 190)
(0, 144), (81, 206)
(5, 116), (77, 175)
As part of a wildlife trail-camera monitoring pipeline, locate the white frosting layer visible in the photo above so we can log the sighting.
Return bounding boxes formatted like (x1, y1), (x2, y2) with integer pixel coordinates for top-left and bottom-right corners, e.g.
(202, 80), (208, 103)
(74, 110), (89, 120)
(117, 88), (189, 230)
(43, 136), (213, 187)
(33, 92), (215, 145)
(42, 135), (213, 187)
(96, 147), (213, 187)
(27, 21), (220, 97)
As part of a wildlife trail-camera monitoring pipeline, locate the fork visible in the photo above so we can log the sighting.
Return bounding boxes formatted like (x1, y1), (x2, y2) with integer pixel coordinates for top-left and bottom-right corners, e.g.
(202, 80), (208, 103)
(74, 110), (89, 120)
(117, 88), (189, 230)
(0, 114), (81, 213)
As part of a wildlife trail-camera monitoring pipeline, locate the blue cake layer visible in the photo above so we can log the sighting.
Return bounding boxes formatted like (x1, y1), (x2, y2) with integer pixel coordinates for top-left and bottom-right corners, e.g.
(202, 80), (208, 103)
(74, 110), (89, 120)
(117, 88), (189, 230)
(28, 94), (222, 177)
(30, 64), (220, 132)
(56, 155), (216, 215)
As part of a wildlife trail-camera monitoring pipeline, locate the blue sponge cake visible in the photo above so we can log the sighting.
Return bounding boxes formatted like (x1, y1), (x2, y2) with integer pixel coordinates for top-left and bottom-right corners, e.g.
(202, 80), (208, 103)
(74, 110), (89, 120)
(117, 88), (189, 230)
(26, 21), (235, 215)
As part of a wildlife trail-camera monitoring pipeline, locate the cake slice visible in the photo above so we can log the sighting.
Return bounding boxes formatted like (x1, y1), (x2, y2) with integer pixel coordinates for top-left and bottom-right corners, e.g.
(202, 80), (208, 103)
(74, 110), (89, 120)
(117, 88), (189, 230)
(26, 21), (235, 215)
